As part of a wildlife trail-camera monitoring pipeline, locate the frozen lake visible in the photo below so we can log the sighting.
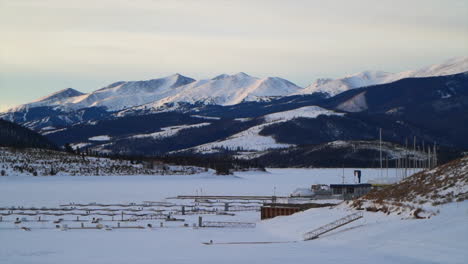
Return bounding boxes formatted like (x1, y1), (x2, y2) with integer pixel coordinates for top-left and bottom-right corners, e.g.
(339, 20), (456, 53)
(0, 168), (404, 206)
(1, 168), (464, 264)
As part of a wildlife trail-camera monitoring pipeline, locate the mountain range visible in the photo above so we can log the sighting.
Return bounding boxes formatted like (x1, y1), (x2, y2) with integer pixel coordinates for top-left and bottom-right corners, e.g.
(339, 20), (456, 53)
(298, 56), (468, 96)
(1, 57), (467, 166)
(4, 57), (467, 115)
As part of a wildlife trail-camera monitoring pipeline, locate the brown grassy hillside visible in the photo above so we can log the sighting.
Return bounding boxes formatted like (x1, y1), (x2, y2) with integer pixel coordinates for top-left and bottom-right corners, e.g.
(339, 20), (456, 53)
(351, 156), (468, 216)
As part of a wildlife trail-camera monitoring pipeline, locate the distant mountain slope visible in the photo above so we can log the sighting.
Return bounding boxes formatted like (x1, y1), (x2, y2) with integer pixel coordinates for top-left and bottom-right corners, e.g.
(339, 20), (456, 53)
(325, 72), (468, 113)
(253, 140), (461, 168)
(254, 140), (418, 168)
(182, 106), (343, 154)
(323, 72), (468, 148)
(0, 119), (57, 149)
(298, 57), (468, 96)
(32, 72), (468, 158)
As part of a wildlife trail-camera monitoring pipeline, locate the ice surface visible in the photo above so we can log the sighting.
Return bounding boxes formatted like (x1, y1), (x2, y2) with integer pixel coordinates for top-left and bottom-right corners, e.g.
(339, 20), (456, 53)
(0, 168), (465, 264)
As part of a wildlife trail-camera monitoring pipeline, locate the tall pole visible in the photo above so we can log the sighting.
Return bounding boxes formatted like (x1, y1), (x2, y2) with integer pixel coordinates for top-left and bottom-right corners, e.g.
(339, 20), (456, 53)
(379, 128), (382, 178)
(416, 146), (420, 170)
(413, 136), (416, 175)
(386, 155), (388, 179)
(342, 164), (345, 184)
(405, 138), (408, 178)
(422, 141), (425, 169)
(428, 147), (432, 169)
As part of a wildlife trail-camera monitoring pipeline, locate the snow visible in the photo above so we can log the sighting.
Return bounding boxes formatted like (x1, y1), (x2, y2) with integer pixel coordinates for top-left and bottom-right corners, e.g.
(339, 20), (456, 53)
(259, 201), (467, 263)
(191, 115), (221, 120)
(193, 124), (293, 152)
(0, 168), (466, 264)
(32, 88), (84, 104)
(88, 135), (111, 141)
(298, 56), (468, 96)
(190, 106), (343, 153)
(67, 74), (195, 111)
(70, 142), (92, 149)
(4, 74), (196, 113)
(3, 73), (303, 116)
(40, 126), (56, 131)
(0, 147), (204, 177)
(264, 105), (344, 122)
(149, 73), (303, 107)
(131, 123), (211, 139)
(234, 117), (252, 122)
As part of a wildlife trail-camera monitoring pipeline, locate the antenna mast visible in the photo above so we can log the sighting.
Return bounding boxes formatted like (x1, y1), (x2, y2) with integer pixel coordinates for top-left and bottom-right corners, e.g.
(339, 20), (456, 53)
(379, 128), (382, 178)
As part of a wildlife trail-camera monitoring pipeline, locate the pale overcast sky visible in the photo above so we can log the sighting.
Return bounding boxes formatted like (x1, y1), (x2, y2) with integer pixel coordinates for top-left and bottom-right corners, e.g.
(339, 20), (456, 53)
(1, 0), (467, 110)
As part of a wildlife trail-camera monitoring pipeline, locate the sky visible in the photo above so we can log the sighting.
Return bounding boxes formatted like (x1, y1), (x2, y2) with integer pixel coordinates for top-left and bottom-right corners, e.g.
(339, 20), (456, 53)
(1, 0), (467, 111)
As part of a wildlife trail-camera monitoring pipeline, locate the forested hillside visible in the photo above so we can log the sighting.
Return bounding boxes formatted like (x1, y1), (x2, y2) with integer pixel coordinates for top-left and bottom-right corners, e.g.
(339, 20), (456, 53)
(0, 119), (57, 149)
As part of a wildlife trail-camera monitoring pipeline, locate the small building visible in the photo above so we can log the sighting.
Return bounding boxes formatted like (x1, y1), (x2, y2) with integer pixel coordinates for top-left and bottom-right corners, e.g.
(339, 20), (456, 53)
(261, 202), (336, 220)
(329, 184), (372, 200)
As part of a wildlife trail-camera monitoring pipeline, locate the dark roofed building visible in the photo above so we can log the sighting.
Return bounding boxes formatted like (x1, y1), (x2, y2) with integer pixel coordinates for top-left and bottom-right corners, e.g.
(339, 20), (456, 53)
(330, 184), (372, 200)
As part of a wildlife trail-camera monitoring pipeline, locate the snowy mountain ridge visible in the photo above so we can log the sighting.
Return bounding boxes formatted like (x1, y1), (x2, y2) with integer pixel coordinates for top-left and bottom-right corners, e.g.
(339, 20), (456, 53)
(297, 56), (468, 96)
(140, 73), (303, 108)
(3, 73), (302, 113)
(3, 57), (467, 114)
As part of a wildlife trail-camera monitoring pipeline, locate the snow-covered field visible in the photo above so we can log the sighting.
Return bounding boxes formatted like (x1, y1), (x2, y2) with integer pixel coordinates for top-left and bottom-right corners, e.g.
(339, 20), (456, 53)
(0, 168), (466, 264)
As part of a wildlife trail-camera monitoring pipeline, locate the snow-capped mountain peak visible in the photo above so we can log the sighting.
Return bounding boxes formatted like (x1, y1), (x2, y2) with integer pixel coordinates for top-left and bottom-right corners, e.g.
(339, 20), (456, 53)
(5, 74), (197, 113)
(33, 88), (84, 104)
(4, 88), (85, 113)
(298, 56), (468, 97)
(146, 73), (303, 107)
